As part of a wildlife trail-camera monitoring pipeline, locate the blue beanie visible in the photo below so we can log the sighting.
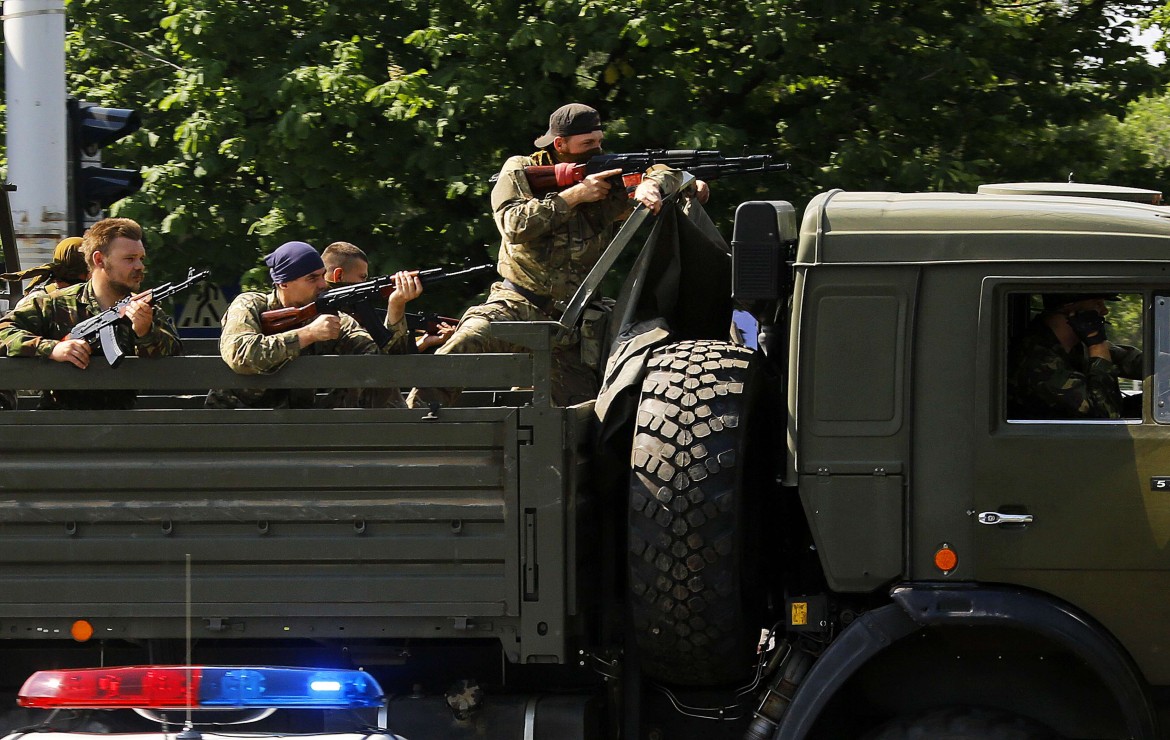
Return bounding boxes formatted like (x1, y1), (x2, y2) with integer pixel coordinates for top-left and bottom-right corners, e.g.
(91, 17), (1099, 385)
(265, 241), (324, 284)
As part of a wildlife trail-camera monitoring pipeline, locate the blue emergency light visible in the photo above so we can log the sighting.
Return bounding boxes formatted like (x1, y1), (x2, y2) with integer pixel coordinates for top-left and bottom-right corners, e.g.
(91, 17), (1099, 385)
(18, 666), (384, 709)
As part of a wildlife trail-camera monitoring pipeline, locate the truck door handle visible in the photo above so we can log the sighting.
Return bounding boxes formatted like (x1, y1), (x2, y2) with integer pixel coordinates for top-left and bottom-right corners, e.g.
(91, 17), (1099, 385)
(977, 511), (1034, 526)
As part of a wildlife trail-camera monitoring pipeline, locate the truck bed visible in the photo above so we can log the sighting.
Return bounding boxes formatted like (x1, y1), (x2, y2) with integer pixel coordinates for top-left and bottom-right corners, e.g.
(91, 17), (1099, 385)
(0, 323), (593, 667)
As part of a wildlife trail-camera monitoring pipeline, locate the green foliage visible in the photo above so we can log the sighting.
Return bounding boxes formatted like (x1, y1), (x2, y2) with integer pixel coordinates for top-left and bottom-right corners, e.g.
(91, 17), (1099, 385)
(35, 0), (1170, 315)
(1117, 92), (1170, 180)
(1109, 294), (1143, 350)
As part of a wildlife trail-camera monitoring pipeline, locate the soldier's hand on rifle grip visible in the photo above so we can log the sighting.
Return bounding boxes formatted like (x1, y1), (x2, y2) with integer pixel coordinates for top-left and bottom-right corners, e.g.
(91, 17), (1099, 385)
(417, 321), (455, 352)
(50, 338), (92, 369)
(298, 314), (341, 348)
(123, 296), (155, 337)
(560, 168), (623, 208)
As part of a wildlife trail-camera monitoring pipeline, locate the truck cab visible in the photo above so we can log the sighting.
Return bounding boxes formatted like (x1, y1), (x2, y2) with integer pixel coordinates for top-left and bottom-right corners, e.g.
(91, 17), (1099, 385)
(726, 185), (1170, 738)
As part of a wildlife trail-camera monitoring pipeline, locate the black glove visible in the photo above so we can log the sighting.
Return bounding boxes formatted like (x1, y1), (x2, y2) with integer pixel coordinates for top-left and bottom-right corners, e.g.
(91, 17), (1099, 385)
(1067, 310), (1108, 346)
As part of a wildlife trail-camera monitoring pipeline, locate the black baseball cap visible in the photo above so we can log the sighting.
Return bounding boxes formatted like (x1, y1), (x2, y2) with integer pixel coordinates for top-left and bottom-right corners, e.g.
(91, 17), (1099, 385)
(534, 104), (602, 148)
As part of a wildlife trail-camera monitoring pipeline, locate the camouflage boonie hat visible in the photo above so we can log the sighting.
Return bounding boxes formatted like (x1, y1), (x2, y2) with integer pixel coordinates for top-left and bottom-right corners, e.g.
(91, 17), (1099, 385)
(0, 236), (87, 294)
(49, 237), (88, 282)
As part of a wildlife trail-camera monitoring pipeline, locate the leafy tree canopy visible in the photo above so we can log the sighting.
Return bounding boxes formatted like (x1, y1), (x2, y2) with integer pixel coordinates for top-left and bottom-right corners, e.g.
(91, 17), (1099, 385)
(46, 0), (1170, 307)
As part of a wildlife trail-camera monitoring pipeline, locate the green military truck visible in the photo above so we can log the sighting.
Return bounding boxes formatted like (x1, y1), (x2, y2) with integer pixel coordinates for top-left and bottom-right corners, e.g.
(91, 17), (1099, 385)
(2, 182), (1170, 739)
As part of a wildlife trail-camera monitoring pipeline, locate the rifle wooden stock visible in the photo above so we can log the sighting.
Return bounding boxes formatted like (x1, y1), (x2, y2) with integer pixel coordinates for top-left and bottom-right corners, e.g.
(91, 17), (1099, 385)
(522, 164), (584, 190)
(260, 304), (322, 335)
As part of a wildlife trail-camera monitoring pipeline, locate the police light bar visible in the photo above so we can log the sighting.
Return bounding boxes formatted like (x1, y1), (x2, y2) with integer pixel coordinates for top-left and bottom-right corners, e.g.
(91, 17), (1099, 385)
(18, 666), (384, 709)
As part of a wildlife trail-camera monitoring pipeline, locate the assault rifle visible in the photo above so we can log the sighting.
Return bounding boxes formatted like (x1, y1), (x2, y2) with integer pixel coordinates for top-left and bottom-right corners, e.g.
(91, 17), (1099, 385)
(493, 150), (790, 192)
(260, 263), (495, 335)
(406, 311), (460, 335)
(405, 311), (460, 353)
(66, 267), (210, 368)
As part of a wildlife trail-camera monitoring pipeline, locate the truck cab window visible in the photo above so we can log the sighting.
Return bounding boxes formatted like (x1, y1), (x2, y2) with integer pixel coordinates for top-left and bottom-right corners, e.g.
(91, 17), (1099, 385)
(1006, 292), (1143, 421)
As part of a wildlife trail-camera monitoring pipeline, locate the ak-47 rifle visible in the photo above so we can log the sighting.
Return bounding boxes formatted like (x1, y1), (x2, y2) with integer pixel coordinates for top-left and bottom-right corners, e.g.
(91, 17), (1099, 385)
(66, 267), (210, 368)
(405, 311), (460, 335)
(404, 311), (461, 353)
(260, 263), (496, 336)
(491, 150), (790, 193)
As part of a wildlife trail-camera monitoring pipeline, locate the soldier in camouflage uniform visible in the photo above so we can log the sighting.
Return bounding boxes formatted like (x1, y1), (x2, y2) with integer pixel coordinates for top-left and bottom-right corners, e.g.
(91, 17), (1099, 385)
(0, 236), (89, 409)
(0, 218), (181, 410)
(323, 241), (454, 353)
(206, 241), (420, 409)
(1, 236), (89, 308)
(1008, 293), (1142, 419)
(406, 103), (689, 409)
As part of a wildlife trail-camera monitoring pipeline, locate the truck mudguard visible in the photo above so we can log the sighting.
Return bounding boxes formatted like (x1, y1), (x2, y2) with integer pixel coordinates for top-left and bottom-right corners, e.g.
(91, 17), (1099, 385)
(775, 585), (1157, 740)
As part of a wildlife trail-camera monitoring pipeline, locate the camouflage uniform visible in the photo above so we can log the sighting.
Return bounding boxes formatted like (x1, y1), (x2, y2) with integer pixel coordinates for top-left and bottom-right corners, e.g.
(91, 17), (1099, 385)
(2, 236), (88, 307)
(206, 290), (410, 409)
(0, 281), (181, 409)
(3, 285), (77, 408)
(320, 285), (414, 406)
(1, 237), (88, 409)
(15, 281), (82, 310)
(407, 152), (682, 408)
(1008, 319), (1143, 419)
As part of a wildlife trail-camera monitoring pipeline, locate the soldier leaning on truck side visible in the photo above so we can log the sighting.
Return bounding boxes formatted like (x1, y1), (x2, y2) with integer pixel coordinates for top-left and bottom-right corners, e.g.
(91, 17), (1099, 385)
(321, 240), (448, 407)
(0, 218), (181, 410)
(206, 240), (421, 409)
(0, 236), (90, 409)
(405, 103), (697, 409)
(1008, 293), (1143, 419)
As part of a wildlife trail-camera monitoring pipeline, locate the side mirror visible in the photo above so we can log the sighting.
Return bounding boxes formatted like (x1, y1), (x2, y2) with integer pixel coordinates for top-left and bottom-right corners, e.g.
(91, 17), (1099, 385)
(731, 201), (797, 302)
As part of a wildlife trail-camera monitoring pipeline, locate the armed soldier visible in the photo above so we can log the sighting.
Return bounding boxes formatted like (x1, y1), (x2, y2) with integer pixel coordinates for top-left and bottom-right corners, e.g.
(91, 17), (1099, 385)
(1008, 293), (1143, 419)
(0, 218), (181, 410)
(323, 241), (454, 352)
(406, 103), (695, 409)
(323, 241), (371, 288)
(207, 240), (421, 409)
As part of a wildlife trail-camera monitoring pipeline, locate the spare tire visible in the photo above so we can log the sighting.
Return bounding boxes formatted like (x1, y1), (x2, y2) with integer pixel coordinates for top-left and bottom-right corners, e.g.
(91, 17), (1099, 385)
(627, 339), (766, 686)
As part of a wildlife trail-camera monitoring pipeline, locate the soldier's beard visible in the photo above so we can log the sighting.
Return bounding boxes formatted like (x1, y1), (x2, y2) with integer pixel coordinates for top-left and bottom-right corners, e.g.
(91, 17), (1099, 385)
(106, 274), (143, 298)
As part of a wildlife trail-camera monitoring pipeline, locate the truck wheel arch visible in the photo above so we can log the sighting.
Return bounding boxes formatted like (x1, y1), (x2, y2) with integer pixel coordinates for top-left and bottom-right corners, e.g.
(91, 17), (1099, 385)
(775, 586), (1157, 740)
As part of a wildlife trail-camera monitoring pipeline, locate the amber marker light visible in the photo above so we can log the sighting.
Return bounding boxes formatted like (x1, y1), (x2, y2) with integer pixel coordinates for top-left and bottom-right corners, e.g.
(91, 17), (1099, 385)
(70, 620), (94, 642)
(934, 544), (958, 574)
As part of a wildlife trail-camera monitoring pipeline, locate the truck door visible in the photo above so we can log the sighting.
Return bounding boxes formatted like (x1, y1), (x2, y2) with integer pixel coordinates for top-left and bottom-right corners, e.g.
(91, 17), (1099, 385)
(975, 281), (1170, 684)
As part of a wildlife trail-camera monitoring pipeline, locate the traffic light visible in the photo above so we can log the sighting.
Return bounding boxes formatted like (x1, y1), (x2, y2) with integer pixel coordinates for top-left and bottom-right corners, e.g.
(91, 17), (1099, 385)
(67, 98), (143, 233)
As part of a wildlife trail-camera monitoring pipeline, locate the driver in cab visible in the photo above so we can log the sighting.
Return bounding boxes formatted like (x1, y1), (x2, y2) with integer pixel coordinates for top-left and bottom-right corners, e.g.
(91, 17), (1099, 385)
(1008, 293), (1142, 419)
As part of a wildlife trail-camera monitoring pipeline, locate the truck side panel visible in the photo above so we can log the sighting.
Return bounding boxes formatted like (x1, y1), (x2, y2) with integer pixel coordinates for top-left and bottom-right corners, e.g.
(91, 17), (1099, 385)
(0, 344), (586, 669)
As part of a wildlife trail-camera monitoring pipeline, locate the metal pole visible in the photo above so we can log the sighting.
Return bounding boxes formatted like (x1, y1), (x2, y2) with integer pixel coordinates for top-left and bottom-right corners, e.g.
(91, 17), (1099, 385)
(4, 0), (68, 271)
